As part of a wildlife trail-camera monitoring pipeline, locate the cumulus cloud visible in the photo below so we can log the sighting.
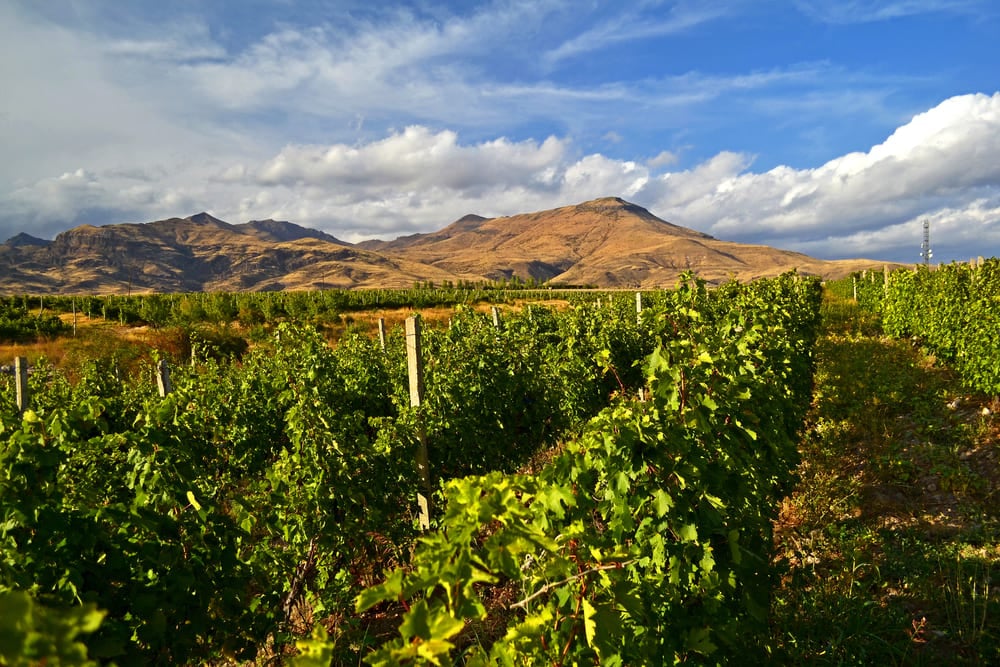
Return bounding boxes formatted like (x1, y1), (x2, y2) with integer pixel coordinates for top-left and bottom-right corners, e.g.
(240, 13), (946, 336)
(255, 128), (569, 194)
(741, 95), (994, 224)
(1, 1), (999, 263)
(3, 93), (1000, 262)
(636, 92), (1000, 258)
(648, 151), (680, 169)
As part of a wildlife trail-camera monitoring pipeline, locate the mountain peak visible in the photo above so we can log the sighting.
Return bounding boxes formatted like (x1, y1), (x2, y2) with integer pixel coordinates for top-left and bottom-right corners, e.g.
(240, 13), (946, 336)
(576, 196), (649, 214)
(585, 196), (628, 206)
(4, 232), (51, 247)
(185, 212), (227, 225)
(240, 218), (347, 245)
(450, 214), (489, 232)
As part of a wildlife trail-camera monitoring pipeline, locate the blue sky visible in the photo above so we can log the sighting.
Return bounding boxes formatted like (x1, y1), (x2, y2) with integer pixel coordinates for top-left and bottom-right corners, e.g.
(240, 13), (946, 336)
(2, 1), (999, 263)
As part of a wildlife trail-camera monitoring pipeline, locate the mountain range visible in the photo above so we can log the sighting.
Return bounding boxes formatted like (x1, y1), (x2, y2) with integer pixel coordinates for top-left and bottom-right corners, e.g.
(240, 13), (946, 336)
(0, 197), (892, 293)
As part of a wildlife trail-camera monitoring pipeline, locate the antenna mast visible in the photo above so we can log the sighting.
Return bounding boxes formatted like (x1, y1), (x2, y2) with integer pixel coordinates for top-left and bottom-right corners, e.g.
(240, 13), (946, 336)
(920, 220), (933, 265)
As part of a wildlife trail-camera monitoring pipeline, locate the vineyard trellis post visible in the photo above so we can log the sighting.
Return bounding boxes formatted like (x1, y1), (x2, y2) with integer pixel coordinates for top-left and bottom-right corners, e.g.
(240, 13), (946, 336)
(405, 316), (432, 530)
(635, 292), (643, 323)
(156, 359), (172, 397)
(15, 357), (28, 414)
(377, 318), (386, 352)
(491, 306), (500, 328)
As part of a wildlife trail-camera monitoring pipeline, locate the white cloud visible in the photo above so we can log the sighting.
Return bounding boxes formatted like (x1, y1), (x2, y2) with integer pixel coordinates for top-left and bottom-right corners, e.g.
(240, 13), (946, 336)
(255, 128), (569, 194)
(636, 92), (1000, 258)
(543, 2), (727, 66)
(1, 2), (999, 264)
(4, 92), (1000, 263)
(795, 0), (990, 23)
(648, 151), (680, 168)
(788, 197), (1000, 258)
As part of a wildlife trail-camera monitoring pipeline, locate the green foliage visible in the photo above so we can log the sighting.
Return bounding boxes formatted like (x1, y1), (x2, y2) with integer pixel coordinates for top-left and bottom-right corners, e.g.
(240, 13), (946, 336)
(0, 590), (104, 666)
(856, 260), (1000, 395)
(359, 274), (822, 665)
(0, 299), (68, 342)
(0, 275), (823, 664)
(2, 286), (604, 332)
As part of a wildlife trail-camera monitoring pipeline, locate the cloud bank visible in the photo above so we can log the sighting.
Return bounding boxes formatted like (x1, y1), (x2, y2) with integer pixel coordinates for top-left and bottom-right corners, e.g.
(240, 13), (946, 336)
(1, 1), (998, 263)
(4, 92), (998, 262)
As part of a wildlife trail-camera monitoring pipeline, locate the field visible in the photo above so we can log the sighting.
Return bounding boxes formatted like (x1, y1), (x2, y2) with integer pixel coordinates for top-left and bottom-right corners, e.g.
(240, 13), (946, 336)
(1, 270), (998, 665)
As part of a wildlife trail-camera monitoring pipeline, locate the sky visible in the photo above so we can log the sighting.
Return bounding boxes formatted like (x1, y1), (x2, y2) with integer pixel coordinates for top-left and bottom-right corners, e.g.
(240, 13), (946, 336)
(1, 1), (999, 264)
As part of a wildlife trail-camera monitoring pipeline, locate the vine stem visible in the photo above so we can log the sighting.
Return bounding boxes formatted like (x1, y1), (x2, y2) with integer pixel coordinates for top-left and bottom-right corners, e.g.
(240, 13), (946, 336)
(509, 560), (636, 611)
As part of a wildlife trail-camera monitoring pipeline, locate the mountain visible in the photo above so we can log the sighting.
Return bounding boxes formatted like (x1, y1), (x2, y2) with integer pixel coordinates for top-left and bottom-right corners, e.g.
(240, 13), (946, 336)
(4, 232), (51, 248)
(361, 197), (883, 286)
(238, 218), (347, 245)
(0, 213), (460, 293)
(0, 198), (894, 294)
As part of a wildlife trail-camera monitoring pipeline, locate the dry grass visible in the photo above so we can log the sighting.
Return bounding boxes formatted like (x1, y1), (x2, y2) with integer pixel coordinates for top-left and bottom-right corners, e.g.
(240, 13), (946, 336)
(771, 298), (1000, 665)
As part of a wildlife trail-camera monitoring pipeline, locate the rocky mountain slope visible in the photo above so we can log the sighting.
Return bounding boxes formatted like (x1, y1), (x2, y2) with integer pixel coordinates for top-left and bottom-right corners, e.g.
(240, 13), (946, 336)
(360, 197), (886, 287)
(0, 213), (459, 293)
(1, 199), (892, 293)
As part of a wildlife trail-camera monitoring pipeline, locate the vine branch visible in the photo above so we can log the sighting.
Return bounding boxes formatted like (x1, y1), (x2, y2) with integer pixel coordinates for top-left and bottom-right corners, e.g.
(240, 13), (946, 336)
(509, 560), (636, 611)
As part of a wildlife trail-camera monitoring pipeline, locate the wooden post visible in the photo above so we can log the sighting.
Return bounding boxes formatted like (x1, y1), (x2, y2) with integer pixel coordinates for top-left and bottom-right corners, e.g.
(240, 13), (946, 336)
(377, 318), (386, 352)
(405, 316), (431, 530)
(15, 357), (28, 414)
(156, 359), (172, 397)
(72, 298), (77, 336)
(491, 306), (500, 328)
(635, 292), (642, 323)
(852, 277), (857, 302)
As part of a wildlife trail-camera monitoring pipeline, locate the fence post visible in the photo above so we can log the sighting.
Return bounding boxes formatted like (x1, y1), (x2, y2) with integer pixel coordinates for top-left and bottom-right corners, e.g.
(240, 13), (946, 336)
(15, 357), (28, 414)
(377, 318), (386, 351)
(491, 306), (500, 328)
(156, 359), (172, 397)
(405, 316), (431, 530)
(852, 276), (857, 302)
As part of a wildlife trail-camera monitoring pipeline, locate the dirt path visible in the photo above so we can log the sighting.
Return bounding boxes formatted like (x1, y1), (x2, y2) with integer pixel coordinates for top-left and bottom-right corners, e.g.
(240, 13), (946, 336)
(771, 308), (1000, 664)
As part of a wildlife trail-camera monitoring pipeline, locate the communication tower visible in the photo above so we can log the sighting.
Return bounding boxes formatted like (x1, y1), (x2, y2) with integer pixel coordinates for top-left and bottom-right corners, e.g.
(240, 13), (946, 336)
(920, 220), (932, 265)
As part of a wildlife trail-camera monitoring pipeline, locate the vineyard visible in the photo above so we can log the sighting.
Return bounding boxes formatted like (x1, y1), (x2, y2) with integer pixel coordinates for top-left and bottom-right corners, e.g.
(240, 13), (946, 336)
(1, 268), (998, 665)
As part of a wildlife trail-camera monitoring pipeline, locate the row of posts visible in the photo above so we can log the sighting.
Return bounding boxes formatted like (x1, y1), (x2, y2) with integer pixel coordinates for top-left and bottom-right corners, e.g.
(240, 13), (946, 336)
(10, 297), (649, 525)
(852, 257), (987, 302)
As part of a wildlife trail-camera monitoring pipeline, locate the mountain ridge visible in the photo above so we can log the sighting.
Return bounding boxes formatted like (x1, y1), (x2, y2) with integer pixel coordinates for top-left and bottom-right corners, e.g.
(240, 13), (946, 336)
(0, 197), (896, 293)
